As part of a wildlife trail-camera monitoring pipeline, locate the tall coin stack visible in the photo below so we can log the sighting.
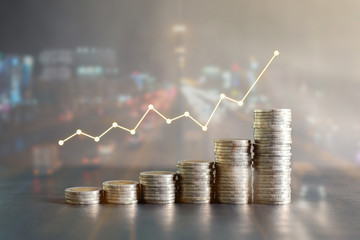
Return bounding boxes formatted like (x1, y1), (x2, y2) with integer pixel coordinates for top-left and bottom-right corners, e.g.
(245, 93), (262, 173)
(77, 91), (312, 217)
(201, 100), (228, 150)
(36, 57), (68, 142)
(65, 186), (102, 205)
(103, 180), (140, 204)
(140, 171), (176, 204)
(214, 139), (252, 204)
(253, 109), (292, 204)
(177, 160), (215, 203)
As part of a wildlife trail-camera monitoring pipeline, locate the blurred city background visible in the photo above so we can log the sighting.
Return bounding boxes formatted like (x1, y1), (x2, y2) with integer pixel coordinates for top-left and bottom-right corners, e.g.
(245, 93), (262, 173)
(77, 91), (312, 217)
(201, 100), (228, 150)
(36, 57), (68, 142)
(1, 1), (360, 239)
(1, 0), (359, 172)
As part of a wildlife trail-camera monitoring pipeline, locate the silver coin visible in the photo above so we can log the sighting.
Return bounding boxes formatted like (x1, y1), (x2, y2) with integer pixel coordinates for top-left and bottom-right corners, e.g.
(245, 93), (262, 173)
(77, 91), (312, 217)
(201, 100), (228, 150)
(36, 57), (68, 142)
(65, 191), (101, 197)
(65, 186), (102, 195)
(106, 199), (138, 205)
(105, 196), (138, 202)
(178, 160), (214, 166)
(65, 199), (100, 205)
(105, 192), (138, 198)
(255, 140), (292, 145)
(141, 184), (176, 189)
(143, 199), (175, 204)
(214, 139), (251, 144)
(140, 171), (176, 178)
(217, 199), (249, 204)
(103, 180), (139, 188)
(177, 165), (214, 171)
(140, 180), (176, 186)
(178, 199), (211, 204)
(179, 192), (213, 197)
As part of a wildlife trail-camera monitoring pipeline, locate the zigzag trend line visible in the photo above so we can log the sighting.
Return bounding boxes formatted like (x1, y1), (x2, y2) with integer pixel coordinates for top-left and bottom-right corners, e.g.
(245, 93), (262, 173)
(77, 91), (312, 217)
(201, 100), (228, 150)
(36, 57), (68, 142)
(58, 50), (279, 145)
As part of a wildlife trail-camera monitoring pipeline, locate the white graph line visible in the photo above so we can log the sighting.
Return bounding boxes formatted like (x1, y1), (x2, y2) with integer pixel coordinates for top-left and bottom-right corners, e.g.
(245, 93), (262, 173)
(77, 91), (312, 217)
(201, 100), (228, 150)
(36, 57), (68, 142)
(58, 50), (279, 145)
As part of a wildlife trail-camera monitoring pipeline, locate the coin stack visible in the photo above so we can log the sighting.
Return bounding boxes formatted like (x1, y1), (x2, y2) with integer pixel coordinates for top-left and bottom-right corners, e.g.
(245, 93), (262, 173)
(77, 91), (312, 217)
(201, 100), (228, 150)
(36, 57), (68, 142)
(65, 186), (102, 205)
(253, 109), (292, 204)
(140, 171), (176, 204)
(103, 180), (140, 204)
(177, 160), (215, 203)
(214, 139), (252, 204)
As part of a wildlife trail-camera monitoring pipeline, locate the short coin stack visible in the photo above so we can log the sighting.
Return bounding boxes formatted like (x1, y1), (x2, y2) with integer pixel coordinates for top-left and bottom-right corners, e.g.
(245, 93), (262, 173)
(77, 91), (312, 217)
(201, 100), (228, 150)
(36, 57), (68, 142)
(140, 171), (176, 204)
(65, 186), (102, 205)
(177, 160), (215, 203)
(214, 139), (252, 204)
(253, 109), (292, 204)
(103, 180), (140, 204)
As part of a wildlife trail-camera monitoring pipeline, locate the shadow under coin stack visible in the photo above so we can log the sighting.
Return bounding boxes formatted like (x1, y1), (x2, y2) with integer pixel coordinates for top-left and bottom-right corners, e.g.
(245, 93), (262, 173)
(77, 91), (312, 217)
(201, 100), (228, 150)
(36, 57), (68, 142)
(65, 186), (102, 205)
(103, 180), (140, 204)
(177, 160), (215, 203)
(253, 109), (292, 204)
(140, 171), (176, 204)
(214, 139), (252, 204)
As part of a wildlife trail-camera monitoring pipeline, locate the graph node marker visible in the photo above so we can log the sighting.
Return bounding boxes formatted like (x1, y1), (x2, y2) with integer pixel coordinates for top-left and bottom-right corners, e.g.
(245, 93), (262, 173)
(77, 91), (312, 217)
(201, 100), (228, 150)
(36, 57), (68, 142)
(274, 50), (279, 56)
(166, 119), (171, 124)
(148, 104), (154, 109)
(238, 101), (244, 106)
(112, 122), (118, 127)
(184, 112), (190, 117)
(94, 137), (100, 142)
(220, 93), (225, 99)
(58, 140), (64, 146)
(76, 129), (82, 135)
(202, 126), (208, 131)
(130, 130), (136, 135)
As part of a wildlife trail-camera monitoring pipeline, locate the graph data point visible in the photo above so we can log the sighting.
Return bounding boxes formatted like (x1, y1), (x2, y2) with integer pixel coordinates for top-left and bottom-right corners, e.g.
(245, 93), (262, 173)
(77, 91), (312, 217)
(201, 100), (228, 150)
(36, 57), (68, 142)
(148, 104), (154, 109)
(238, 101), (244, 106)
(76, 129), (82, 135)
(112, 122), (118, 127)
(202, 126), (208, 131)
(94, 137), (100, 142)
(274, 50), (279, 56)
(220, 93), (225, 99)
(130, 130), (136, 135)
(166, 119), (171, 124)
(184, 112), (190, 117)
(58, 140), (64, 146)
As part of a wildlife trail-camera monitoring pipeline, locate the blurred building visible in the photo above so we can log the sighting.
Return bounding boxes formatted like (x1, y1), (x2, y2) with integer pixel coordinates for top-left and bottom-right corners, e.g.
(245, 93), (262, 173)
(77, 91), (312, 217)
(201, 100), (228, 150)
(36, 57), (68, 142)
(32, 143), (61, 176)
(0, 54), (35, 124)
(39, 49), (73, 82)
(74, 47), (119, 105)
(36, 49), (75, 121)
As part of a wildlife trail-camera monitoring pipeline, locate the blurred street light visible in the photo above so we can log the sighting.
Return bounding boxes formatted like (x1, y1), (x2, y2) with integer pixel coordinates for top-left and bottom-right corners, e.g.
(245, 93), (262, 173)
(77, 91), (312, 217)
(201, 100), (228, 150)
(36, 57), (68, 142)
(174, 47), (186, 54)
(172, 24), (187, 33)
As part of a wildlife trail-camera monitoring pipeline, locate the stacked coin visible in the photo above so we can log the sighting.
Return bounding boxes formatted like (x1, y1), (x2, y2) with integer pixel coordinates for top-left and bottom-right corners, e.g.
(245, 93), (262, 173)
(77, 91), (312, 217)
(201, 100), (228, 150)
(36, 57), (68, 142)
(177, 160), (215, 203)
(214, 139), (252, 204)
(65, 186), (102, 205)
(253, 109), (292, 204)
(140, 171), (176, 204)
(103, 180), (140, 204)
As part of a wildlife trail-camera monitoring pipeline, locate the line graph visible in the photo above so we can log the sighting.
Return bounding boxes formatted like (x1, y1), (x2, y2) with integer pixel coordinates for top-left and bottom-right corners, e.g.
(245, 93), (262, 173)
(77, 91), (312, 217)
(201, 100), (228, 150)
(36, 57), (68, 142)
(58, 50), (279, 145)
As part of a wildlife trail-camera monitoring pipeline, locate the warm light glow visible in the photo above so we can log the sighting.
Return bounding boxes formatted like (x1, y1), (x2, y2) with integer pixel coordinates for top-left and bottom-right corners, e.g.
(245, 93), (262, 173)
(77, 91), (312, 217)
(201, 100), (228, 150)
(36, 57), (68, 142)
(175, 47), (186, 54)
(173, 24), (187, 33)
